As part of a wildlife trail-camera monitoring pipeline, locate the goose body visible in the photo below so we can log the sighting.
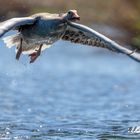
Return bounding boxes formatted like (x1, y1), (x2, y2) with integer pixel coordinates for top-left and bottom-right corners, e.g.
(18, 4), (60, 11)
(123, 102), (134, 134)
(0, 10), (140, 63)
(21, 13), (67, 44)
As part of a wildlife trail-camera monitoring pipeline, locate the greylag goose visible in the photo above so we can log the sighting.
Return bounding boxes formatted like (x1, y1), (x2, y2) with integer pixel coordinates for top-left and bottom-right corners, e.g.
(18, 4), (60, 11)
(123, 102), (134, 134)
(0, 10), (139, 63)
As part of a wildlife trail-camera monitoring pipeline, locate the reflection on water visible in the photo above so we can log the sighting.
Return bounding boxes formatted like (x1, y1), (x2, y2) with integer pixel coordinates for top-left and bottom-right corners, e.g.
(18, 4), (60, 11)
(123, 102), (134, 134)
(0, 31), (140, 139)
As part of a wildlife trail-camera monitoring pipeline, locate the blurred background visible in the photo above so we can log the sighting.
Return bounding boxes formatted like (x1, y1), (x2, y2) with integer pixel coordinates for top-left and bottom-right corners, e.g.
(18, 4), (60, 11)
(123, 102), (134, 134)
(0, 0), (140, 48)
(0, 1), (140, 139)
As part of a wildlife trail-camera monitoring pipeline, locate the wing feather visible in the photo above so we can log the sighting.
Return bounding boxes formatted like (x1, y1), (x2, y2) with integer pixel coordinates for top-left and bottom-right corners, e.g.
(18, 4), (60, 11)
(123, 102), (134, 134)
(62, 22), (140, 62)
(0, 17), (36, 37)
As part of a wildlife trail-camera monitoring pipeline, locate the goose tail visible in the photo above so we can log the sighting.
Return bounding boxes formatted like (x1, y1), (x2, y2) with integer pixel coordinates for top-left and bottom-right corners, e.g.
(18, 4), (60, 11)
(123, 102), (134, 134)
(2, 34), (20, 48)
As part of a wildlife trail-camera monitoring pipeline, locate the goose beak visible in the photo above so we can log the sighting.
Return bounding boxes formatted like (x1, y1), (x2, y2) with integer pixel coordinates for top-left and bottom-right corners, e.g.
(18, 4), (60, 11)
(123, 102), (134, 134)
(72, 13), (80, 21)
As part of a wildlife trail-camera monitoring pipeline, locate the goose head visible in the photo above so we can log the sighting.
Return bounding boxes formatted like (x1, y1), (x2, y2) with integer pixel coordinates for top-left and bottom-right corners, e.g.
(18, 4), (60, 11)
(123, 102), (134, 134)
(62, 10), (80, 22)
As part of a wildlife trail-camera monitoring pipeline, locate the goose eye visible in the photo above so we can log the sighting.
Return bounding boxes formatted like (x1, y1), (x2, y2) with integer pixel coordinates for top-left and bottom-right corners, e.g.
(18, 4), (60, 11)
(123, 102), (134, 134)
(68, 12), (71, 15)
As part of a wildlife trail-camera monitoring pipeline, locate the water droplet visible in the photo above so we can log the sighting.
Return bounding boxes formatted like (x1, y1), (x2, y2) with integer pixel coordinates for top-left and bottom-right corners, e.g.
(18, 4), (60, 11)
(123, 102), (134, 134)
(39, 125), (43, 128)
(27, 108), (32, 112)
(6, 131), (10, 135)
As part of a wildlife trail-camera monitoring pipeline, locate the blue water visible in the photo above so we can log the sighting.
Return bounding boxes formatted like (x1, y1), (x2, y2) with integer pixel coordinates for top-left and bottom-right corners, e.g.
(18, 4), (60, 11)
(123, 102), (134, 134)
(0, 32), (140, 139)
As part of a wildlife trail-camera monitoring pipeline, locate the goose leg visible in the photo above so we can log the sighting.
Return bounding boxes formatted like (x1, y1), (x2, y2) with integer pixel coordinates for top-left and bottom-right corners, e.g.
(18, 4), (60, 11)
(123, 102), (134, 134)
(29, 44), (43, 63)
(16, 38), (23, 60)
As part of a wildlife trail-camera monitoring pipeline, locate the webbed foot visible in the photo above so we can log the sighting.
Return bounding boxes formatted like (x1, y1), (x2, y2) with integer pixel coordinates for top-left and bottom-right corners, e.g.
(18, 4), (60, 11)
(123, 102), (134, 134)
(29, 44), (43, 63)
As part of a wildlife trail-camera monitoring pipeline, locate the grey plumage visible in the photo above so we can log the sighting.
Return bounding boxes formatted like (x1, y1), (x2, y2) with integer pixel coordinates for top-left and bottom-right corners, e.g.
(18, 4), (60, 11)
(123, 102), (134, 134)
(0, 17), (36, 37)
(0, 10), (139, 63)
(63, 22), (140, 62)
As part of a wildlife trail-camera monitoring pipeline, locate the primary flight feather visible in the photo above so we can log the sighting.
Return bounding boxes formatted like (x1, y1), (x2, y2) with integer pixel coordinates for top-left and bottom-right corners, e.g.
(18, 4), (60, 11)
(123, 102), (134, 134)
(0, 10), (139, 63)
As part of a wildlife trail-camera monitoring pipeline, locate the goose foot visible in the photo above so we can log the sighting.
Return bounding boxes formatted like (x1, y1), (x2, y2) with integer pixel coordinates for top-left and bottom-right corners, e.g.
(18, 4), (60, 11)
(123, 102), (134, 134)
(16, 38), (23, 60)
(29, 44), (42, 63)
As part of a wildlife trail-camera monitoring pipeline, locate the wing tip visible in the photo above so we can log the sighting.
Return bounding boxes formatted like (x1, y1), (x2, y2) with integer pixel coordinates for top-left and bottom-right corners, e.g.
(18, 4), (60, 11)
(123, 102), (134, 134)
(128, 51), (140, 62)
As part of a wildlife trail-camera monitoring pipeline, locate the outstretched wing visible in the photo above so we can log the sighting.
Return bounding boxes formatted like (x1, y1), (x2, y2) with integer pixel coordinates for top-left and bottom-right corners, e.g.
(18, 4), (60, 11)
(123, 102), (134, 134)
(0, 17), (36, 37)
(62, 22), (140, 62)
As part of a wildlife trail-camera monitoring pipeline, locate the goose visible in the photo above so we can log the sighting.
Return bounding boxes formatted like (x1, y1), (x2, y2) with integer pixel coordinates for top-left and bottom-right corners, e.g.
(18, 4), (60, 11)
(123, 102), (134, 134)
(0, 10), (139, 63)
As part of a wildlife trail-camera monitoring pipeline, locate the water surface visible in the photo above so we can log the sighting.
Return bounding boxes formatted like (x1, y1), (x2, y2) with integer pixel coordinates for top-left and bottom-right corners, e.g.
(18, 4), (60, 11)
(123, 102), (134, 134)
(0, 32), (140, 140)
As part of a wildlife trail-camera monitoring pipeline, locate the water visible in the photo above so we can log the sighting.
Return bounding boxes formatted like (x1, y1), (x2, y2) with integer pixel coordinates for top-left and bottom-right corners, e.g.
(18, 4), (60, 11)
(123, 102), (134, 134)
(0, 32), (140, 140)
